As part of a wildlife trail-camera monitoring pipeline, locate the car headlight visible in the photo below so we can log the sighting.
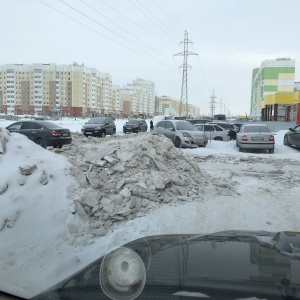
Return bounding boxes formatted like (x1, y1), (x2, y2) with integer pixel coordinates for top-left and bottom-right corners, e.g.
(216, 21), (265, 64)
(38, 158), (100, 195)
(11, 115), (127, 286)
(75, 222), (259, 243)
(182, 132), (192, 138)
(95, 126), (102, 130)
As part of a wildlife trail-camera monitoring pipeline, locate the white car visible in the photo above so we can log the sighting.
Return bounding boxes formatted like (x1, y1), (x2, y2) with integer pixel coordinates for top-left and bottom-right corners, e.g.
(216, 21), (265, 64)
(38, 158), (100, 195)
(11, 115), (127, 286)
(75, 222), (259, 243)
(153, 120), (207, 148)
(236, 124), (275, 153)
(194, 123), (230, 141)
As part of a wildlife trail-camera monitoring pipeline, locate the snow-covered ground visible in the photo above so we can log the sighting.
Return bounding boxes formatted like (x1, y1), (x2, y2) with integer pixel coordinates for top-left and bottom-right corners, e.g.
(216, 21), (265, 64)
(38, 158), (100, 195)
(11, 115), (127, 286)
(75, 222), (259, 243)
(0, 118), (300, 299)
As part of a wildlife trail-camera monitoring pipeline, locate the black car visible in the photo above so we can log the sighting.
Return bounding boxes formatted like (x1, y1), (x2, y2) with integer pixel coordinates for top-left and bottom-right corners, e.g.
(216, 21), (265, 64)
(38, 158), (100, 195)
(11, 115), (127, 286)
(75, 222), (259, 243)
(123, 119), (148, 133)
(81, 117), (116, 137)
(284, 125), (300, 148)
(6, 121), (72, 148)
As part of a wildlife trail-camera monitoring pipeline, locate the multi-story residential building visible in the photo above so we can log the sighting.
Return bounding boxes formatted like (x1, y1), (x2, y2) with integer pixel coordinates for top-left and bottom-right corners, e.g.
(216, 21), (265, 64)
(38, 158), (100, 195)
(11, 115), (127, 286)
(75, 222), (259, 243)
(0, 63), (112, 117)
(132, 78), (155, 115)
(119, 89), (137, 117)
(120, 84), (148, 117)
(250, 58), (295, 120)
(156, 95), (200, 118)
(111, 85), (121, 117)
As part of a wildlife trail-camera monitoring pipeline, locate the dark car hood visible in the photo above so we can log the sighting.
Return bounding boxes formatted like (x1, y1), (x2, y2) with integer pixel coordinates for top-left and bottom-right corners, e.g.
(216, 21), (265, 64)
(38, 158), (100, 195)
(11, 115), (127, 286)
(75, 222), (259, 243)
(32, 230), (300, 300)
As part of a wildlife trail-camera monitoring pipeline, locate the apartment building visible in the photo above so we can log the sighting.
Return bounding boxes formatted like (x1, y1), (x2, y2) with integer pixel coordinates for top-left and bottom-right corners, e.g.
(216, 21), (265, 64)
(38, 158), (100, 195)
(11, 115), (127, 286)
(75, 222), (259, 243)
(132, 78), (155, 115)
(156, 95), (200, 118)
(0, 63), (112, 117)
(250, 58), (295, 120)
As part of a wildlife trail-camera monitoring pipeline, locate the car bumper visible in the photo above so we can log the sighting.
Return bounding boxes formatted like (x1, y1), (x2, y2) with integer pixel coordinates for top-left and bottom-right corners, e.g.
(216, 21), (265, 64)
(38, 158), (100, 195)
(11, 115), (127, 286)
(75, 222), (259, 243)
(193, 137), (207, 146)
(239, 142), (274, 150)
(82, 130), (103, 136)
(123, 127), (138, 132)
(181, 137), (198, 148)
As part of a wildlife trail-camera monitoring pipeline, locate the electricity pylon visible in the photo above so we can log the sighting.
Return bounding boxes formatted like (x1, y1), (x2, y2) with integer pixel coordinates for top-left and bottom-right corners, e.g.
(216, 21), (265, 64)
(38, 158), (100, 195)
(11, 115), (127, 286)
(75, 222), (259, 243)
(174, 30), (198, 117)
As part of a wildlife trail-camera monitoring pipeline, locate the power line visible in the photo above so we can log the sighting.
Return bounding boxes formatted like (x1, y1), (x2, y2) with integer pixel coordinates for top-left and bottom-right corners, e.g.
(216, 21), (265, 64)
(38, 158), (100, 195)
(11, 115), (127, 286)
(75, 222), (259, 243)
(174, 30), (198, 117)
(38, 0), (177, 70)
(100, 0), (176, 45)
(208, 90), (217, 118)
(79, 0), (179, 66)
(135, 0), (181, 41)
(129, 0), (179, 44)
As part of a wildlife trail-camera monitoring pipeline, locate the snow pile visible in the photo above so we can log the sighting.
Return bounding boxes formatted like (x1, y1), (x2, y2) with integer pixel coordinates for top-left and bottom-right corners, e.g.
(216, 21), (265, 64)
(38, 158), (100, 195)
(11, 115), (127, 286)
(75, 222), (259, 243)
(60, 133), (236, 238)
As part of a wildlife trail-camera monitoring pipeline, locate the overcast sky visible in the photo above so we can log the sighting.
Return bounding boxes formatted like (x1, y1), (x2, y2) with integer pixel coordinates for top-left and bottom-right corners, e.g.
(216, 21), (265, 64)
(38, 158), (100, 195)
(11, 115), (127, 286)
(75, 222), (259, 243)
(1, 0), (300, 116)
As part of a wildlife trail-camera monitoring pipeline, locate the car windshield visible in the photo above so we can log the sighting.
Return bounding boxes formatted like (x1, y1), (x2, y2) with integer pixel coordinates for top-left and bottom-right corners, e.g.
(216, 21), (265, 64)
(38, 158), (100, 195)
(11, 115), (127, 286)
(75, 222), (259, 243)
(87, 118), (106, 124)
(127, 120), (140, 124)
(243, 125), (270, 133)
(1, 1), (300, 299)
(175, 121), (195, 131)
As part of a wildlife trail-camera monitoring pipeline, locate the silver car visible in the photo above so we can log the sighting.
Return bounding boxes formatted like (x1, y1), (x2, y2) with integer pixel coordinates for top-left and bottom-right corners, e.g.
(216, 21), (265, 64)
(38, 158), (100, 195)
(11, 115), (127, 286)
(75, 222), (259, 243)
(152, 120), (207, 148)
(236, 124), (275, 153)
(194, 123), (230, 141)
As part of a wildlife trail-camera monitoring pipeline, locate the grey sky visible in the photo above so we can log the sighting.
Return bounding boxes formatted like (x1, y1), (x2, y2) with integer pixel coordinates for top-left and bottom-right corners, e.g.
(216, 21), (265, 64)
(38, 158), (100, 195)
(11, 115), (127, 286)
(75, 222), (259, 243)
(1, 0), (300, 116)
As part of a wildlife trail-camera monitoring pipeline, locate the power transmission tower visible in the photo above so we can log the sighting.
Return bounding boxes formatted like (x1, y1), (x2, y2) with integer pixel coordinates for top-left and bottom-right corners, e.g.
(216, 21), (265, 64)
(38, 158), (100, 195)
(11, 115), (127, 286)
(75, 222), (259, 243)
(174, 30), (198, 117)
(208, 90), (217, 118)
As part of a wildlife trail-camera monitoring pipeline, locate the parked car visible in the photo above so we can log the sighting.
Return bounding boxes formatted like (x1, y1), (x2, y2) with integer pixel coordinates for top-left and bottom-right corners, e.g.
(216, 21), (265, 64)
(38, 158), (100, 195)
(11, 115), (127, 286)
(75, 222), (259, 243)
(194, 123), (230, 141)
(123, 119), (148, 133)
(236, 124), (275, 153)
(208, 121), (238, 132)
(185, 118), (212, 125)
(283, 125), (300, 148)
(81, 117), (116, 137)
(6, 120), (72, 148)
(153, 120), (207, 148)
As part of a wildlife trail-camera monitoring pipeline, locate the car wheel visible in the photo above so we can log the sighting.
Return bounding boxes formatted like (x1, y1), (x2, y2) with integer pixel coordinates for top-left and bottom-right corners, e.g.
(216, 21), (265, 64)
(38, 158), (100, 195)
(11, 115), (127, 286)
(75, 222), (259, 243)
(269, 149), (274, 154)
(214, 137), (223, 141)
(283, 135), (290, 146)
(112, 128), (116, 135)
(101, 131), (106, 138)
(35, 139), (46, 148)
(239, 146), (243, 152)
(202, 141), (207, 148)
(123, 130), (126, 134)
(137, 128), (141, 133)
(174, 137), (181, 148)
(236, 140), (239, 147)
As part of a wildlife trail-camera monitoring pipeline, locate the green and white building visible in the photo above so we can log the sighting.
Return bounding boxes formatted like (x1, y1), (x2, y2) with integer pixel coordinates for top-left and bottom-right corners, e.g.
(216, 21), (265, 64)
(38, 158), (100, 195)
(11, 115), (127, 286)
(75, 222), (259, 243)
(250, 58), (295, 119)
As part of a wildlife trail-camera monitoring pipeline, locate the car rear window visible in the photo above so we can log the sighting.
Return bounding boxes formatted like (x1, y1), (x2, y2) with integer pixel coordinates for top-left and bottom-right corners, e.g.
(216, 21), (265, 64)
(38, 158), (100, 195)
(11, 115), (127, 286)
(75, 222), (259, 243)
(39, 121), (63, 129)
(243, 125), (270, 133)
(127, 120), (140, 124)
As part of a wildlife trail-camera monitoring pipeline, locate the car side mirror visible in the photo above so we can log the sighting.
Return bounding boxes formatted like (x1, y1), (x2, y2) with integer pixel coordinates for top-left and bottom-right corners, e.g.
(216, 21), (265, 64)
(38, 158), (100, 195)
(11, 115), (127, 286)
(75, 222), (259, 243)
(289, 128), (294, 131)
(105, 123), (109, 125)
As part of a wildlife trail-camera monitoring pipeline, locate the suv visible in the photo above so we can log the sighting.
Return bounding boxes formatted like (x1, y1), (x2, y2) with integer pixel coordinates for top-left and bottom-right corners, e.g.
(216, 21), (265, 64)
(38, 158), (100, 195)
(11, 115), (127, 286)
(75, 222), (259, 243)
(123, 119), (148, 133)
(81, 117), (116, 137)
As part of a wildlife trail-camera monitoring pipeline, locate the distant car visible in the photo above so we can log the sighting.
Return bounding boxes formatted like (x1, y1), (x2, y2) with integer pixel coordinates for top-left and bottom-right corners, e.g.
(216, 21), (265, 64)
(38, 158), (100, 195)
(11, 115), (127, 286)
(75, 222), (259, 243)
(81, 117), (116, 137)
(123, 119), (148, 133)
(236, 124), (274, 153)
(152, 120), (207, 148)
(284, 125), (300, 148)
(6, 120), (72, 148)
(185, 119), (212, 125)
(194, 124), (230, 141)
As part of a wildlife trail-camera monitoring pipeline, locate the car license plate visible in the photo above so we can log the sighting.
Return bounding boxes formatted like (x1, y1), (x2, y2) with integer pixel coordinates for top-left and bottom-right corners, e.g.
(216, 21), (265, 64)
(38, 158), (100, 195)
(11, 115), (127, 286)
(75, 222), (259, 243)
(62, 133), (68, 137)
(86, 132), (92, 135)
(252, 137), (264, 141)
